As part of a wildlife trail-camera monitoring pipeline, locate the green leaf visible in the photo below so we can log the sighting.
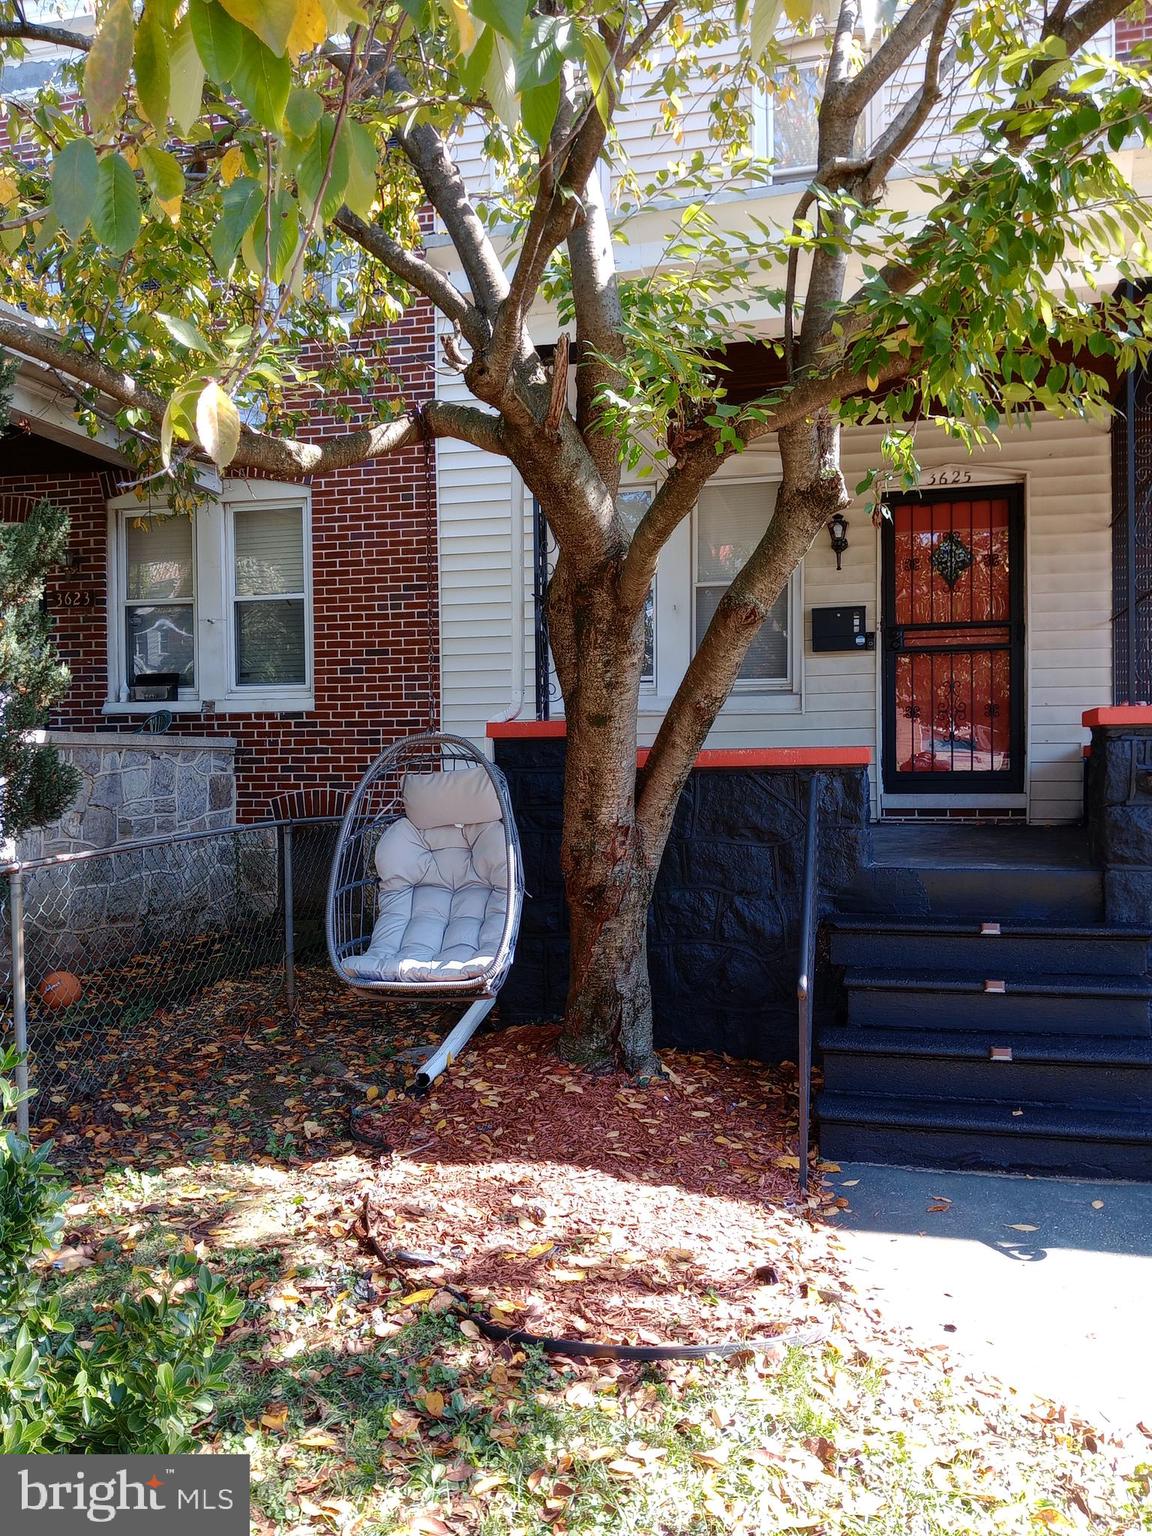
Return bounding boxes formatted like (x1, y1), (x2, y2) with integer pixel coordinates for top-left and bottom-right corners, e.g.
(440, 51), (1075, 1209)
(210, 175), (262, 272)
(156, 313), (215, 354)
(189, 0), (244, 82)
(140, 144), (186, 210)
(84, 0), (134, 129)
(91, 153), (141, 255)
(580, 25), (614, 124)
(169, 19), (207, 134)
(520, 77), (560, 149)
(285, 85), (324, 137)
(135, 7), (171, 128)
(195, 381), (241, 467)
(297, 117), (349, 221)
(230, 30), (292, 129)
(516, 15), (579, 91)
(344, 121), (378, 219)
(217, 0), (297, 56)
(471, 0), (528, 43)
(52, 139), (98, 240)
(750, 0), (783, 61)
(483, 33), (518, 128)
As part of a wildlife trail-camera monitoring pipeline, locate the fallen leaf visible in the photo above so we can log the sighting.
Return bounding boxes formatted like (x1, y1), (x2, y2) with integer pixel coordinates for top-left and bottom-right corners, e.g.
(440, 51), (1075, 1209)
(1006, 1224), (1038, 1232)
(422, 1390), (446, 1419)
(399, 1288), (437, 1306)
(1091, 1200), (1104, 1210)
(260, 1406), (289, 1432)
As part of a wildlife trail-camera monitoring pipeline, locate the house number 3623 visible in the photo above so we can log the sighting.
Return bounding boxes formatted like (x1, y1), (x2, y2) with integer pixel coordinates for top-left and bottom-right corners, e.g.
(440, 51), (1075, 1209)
(922, 469), (973, 486)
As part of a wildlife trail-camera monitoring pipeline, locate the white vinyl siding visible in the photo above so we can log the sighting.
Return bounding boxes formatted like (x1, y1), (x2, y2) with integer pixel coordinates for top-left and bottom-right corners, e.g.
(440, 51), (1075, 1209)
(440, 411), (1110, 824)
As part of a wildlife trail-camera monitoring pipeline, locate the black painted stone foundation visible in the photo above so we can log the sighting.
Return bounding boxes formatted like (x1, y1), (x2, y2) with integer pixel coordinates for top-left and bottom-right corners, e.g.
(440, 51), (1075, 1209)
(1085, 721), (1152, 923)
(493, 736), (871, 1062)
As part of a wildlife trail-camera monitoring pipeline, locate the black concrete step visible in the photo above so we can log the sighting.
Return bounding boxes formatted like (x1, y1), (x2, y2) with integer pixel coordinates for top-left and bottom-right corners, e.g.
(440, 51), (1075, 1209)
(840, 863), (1102, 924)
(820, 1026), (1152, 1107)
(842, 968), (1152, 1035)
(817, 1091), (1152, 1179)
(831, 916), (1152, 977)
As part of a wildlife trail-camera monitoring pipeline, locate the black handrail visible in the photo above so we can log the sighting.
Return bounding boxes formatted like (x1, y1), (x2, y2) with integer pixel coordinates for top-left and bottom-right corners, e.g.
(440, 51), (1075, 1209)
(795, 773), (822, 1194)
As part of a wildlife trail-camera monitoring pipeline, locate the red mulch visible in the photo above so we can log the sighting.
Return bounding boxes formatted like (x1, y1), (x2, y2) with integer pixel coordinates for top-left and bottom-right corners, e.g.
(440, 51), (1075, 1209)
(349, 1024), (846, 1347)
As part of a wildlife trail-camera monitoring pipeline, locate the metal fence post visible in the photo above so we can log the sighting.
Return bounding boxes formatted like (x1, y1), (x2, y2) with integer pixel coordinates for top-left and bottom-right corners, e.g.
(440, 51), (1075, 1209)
(281, 822), (296, 1013)
(9, 867), (29, 1136)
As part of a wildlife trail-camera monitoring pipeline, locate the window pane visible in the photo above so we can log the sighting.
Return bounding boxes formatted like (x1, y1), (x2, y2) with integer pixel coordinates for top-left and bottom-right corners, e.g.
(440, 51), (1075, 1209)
(618, 489), (655, 684)
(125, 515), (193, 600)
(126, 605), (195, 685)
(695, 584), (790, 681)
(696, 482), (778, 581)
(235, 599), (306, 686)
(234, 506), (305, 596)
(770, 63), (822, 171)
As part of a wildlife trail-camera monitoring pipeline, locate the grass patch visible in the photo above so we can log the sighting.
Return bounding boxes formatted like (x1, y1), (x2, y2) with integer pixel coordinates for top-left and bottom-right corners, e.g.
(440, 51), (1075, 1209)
(46, 1160), (1151, 1536)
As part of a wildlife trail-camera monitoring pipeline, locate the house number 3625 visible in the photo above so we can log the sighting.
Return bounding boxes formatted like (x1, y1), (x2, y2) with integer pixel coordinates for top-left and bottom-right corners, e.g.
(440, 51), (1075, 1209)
(922, 469), (973, 486)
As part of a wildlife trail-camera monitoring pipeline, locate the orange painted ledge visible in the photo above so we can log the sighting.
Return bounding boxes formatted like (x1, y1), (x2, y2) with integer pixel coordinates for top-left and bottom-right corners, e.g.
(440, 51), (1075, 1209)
(1082, 707), (1152, 727)
(486, 721), (871, 769)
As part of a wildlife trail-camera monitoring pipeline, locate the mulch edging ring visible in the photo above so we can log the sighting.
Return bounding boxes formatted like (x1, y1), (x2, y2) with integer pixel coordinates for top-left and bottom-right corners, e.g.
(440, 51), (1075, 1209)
(360, 1197), (829, 1365)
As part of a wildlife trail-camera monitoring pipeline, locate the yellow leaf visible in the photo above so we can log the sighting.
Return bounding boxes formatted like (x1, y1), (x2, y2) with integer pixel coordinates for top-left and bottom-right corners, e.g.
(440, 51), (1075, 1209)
(423, 1389), (445, 1419)
(219, 145), (245, 185)
(1007, 1224), (1039, 1232)
(0, 173), (18, 207)
(260, 1406), (289, 1432)
(473, 1473), (508, 1495)
(287, 0), (329, 55)
(525, 1240), (554, 1258)
(399, 1288), (436, 1306)
(298, 1428), (340, 1448)
(775, 1154), (800, 1170)
(365, 1084), (380, 1101)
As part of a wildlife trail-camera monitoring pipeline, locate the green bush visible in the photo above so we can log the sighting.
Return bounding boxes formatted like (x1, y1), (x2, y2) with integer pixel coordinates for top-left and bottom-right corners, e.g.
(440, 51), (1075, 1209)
(0, 1049), (243, 1453)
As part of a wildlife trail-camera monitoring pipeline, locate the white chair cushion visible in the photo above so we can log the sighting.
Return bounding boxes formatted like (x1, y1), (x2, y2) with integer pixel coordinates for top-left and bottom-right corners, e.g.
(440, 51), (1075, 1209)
(342, 808), (509, 984)
(402, 766), (502, 830)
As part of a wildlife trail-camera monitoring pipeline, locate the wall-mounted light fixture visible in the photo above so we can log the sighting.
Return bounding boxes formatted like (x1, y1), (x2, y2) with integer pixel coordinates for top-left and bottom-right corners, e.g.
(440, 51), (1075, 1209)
(827, 513), (849, 571)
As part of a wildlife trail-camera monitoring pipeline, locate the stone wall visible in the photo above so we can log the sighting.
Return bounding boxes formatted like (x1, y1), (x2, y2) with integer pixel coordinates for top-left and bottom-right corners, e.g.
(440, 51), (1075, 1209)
(8, 732), (264, 979)
(1085, 716), (1152, 922)
(492, 735), (871, 1062)
(15, 731), (237, 863)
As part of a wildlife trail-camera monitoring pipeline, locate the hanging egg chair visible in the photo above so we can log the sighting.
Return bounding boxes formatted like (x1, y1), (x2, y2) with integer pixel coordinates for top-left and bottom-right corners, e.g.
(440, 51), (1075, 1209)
(326, 733), (524, 1085)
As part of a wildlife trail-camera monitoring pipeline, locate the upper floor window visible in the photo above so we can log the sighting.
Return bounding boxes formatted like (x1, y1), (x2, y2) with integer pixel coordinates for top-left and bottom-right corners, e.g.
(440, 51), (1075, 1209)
(765, 59), (824, 176)
(108, 483), (313, 713)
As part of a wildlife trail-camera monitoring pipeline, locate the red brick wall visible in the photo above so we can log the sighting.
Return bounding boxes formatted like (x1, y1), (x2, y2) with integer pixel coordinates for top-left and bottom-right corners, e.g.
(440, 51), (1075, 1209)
(1117, 10), (1152, 51)
(3, 304), (441, 821)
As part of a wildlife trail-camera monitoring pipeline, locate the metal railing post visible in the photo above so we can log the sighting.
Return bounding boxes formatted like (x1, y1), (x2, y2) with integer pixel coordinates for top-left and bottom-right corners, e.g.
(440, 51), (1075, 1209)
(281, 822), (296, 1013)
(9, 867), (29, 1136)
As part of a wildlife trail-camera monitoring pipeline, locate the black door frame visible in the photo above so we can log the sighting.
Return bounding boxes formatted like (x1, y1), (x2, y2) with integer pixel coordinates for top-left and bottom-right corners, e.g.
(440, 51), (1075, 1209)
(881, 484), (1026, 795)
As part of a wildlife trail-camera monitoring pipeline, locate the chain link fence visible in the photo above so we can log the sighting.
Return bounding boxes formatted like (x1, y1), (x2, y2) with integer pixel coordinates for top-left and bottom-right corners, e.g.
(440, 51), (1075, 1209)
(0, 818), (342, 1136)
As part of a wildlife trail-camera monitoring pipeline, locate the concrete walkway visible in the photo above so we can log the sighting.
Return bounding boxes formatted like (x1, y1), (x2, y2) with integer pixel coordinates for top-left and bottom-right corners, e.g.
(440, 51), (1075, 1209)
(828, 1164), (1152, 1433)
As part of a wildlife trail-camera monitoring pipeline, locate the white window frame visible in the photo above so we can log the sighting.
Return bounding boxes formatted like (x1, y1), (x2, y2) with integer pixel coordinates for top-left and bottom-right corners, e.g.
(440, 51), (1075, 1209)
(690, 477), (801, 694)
(107, 503), (200, 709)
(223, 485), (314, 702)
(754, 44), (873, 182)
(104, 480), (314, 716)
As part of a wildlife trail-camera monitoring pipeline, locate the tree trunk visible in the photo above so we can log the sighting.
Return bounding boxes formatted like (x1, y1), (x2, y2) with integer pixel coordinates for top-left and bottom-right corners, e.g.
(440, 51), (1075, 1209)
(548, 549), (662, 1075)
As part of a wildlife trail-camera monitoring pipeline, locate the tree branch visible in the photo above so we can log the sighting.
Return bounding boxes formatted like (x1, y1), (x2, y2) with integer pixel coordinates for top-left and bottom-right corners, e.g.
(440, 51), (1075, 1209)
(0, 313), (504, 476)
(333, 208), (486, 348)
(568, 158), (625, 493)
(859, 19), (960, 199)
(835, 0), (959, 117)
(0, 19), (91, 51)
